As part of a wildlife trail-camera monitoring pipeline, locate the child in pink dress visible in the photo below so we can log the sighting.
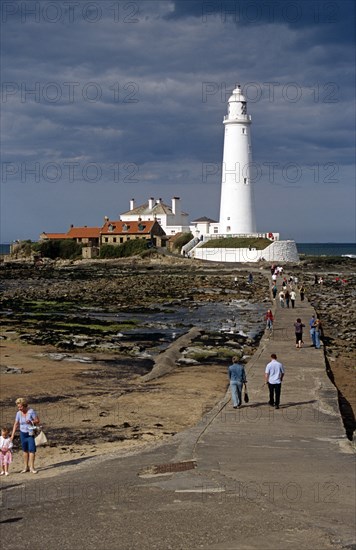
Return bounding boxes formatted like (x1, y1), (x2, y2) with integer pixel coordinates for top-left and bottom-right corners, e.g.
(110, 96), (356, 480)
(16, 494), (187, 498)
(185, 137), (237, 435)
(0, 427), (13, 476)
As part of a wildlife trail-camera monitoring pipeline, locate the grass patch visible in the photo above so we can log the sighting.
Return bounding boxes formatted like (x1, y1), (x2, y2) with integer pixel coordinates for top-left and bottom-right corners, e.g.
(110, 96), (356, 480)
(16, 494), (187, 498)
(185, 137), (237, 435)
(201, 237), (271, 250)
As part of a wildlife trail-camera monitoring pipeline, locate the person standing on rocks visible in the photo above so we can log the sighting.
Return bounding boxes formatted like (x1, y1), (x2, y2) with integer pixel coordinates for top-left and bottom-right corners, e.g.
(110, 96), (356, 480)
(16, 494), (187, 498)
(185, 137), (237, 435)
(290, 289), (296, 308)
(299, 285), (305, 301)
(228, 356), (247, 409)
(285, 289), (291, 308)
(265, 354), (285, 409)
(294, 318), (305, 348)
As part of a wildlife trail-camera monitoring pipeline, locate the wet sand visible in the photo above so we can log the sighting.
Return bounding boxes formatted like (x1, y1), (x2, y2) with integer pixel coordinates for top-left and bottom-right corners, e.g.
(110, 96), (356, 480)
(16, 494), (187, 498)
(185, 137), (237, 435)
(1, 337), (228, 476)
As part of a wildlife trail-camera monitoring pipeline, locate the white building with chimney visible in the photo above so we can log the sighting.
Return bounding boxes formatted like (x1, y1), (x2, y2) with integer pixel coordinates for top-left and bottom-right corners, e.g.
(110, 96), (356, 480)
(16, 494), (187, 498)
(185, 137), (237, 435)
(120, 197), (190, 235)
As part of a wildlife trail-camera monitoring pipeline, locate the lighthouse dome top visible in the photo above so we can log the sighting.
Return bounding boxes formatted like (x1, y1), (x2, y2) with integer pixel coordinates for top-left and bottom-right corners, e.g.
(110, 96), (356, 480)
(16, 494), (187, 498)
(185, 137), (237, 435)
(228, 84), (247, 104)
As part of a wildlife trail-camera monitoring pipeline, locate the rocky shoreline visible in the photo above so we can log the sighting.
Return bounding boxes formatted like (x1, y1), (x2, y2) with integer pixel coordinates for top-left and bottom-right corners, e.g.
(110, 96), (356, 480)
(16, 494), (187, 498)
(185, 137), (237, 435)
(0, 254), (354, 461)
(0, 257), (270, 464)
(0, 258), (269, 357)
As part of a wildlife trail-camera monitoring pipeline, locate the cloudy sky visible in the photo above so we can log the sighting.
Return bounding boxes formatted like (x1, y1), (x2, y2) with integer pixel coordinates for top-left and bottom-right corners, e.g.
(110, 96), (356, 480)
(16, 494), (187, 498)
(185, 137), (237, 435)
(1, 0), (355, 242)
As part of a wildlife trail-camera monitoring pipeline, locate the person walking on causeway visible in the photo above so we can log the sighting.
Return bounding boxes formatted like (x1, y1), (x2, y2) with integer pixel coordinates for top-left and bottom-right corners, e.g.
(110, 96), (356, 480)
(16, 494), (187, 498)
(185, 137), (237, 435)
(265, 354), (285, 409)
(294, 318), (305, 348)
(272, 284), (278, 300)
(290, 289), (296, 308)
(309, 315), (316, 347)
(313, 316), (322, 349)
(265, 309), (274, 331)
(228, 356), (247, 409)
(299, 285), (305, 301)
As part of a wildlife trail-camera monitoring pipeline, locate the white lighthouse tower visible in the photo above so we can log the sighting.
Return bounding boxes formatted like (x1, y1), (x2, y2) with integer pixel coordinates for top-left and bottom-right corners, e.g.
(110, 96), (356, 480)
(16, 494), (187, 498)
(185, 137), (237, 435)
(219, 84), (256, 234)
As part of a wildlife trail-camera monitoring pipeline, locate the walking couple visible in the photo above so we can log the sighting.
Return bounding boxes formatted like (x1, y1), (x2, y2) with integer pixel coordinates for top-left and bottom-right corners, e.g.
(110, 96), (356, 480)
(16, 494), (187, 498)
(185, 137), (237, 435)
(229, 353), (285, 410)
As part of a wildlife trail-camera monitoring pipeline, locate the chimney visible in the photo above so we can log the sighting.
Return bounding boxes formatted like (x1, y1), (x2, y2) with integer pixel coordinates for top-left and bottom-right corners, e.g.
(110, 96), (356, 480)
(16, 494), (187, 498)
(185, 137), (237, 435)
(148, 197), (154, 209)
(104, 216), (109, 222)
(157, 198), (162, 203)
(130, 198), (135, 211)
(172, 196), (181, 216)
(70, 224), (74, 228)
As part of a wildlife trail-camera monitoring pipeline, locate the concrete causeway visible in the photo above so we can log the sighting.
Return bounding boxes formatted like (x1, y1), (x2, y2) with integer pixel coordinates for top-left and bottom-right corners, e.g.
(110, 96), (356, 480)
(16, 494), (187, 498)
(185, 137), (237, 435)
(1, 293), (355, 549)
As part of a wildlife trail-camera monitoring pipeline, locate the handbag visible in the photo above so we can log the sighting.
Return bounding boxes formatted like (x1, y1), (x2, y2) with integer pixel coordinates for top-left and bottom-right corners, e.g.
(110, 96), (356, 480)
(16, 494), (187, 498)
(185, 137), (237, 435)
(30, 422), (47, 446)
(35, 430), (48, 446)
(243, 385), (249, 403)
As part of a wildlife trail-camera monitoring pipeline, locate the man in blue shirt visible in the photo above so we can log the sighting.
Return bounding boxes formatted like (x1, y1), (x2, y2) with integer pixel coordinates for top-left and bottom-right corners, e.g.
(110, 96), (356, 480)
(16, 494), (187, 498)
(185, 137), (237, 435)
(228, 356), (247, 408)
(265, 353), (285, 409)
(309, 315), (316, 347)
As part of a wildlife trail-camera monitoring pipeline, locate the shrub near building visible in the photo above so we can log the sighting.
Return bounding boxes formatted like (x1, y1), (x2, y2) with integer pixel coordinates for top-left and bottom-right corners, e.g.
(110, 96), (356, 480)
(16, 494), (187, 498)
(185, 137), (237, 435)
(99, 239), (150, 258)
(33, 239), (83, 259)
(171, 232), (193, 252)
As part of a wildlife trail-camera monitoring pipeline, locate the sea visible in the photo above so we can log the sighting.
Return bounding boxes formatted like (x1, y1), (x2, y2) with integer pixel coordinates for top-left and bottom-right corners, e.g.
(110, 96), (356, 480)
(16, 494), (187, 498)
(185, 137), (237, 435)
(296, 243), (356, 258)
(0, 243), (355, 257)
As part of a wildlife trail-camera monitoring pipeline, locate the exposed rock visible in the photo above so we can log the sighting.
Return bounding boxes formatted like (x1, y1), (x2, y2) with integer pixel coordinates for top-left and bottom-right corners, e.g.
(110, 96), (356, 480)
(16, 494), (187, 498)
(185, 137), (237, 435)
(0, 366), (23, 374)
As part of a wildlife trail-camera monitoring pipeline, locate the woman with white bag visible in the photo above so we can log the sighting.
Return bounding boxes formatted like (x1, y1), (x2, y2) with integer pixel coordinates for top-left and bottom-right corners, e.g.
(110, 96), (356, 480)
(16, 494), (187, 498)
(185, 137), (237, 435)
(10, 398), (41, 474)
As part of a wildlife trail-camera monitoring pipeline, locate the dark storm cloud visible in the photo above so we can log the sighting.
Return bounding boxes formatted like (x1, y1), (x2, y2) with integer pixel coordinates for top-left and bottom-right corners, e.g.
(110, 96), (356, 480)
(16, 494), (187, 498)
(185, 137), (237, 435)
(1, 0), (355, 241)
(168, 0), (355, 43)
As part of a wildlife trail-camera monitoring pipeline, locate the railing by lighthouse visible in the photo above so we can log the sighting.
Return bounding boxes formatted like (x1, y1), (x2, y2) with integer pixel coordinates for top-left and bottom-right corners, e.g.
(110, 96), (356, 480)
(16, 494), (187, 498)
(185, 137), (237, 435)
(207, 233), (279, 241)
(224, 115), (251, 122)
(181, 237), (201, 256)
